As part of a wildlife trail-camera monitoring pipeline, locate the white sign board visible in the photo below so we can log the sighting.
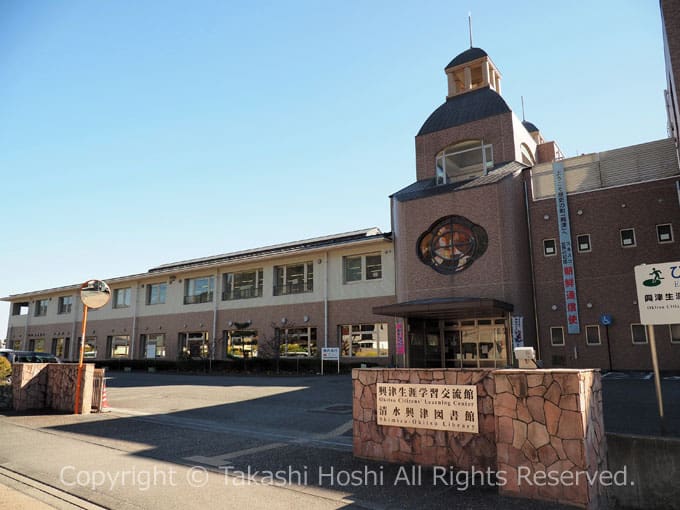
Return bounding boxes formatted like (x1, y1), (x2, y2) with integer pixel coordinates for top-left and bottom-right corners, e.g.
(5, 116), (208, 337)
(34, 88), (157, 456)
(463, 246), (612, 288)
(511, 315), (524, 349)
(321, 347), (340, 360)
(146, 344), (156, 359)
(376, 383), (478, 433)
(634, 262), (680, 324)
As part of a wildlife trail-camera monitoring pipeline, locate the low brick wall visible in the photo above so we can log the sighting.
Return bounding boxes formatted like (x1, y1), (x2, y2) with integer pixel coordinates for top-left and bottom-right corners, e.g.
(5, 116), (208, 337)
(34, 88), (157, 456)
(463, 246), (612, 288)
(0, 384), (12, 409)
(12, 363), (94, 414)
(353, 368), (607, 510)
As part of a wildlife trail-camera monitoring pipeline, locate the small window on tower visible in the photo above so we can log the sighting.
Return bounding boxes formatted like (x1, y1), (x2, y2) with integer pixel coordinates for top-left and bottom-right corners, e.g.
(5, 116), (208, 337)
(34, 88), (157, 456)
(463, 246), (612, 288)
(543, 239), (556, 256)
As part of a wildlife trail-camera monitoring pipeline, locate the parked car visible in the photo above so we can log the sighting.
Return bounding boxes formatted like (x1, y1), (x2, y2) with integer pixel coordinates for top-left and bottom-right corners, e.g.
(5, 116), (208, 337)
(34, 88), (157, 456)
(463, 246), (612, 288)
(0, 349), (61, 364)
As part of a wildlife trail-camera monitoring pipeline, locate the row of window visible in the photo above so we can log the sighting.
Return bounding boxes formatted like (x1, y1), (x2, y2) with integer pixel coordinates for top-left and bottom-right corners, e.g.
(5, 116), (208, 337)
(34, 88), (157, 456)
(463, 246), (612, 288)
(28, 296), (73, 317)
(14, 322), (390, 360)
(13, 253), (383, 315)
(550, 323), (680, 346)
(543, 224), (674, 256)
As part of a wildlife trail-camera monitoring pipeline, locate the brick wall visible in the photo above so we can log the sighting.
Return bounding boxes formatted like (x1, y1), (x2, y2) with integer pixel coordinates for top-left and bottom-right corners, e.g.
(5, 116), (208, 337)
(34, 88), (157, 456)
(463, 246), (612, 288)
(529, 177), (680, 369)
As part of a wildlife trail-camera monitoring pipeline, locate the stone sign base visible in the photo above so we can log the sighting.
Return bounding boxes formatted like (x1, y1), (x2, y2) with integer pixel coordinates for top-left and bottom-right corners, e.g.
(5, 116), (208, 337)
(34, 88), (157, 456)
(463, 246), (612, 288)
(353, 368), (607, 510)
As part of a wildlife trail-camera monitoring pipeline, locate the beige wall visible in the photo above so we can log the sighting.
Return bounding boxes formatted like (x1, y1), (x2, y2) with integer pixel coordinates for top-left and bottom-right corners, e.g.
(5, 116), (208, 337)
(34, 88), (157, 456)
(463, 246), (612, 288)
(511, 112), (538, 163)
(6, 238), (397, 361)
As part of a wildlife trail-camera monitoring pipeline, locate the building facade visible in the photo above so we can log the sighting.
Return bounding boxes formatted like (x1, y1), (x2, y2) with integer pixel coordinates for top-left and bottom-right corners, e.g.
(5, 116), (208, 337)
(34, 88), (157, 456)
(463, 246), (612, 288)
(4, 230), (398, 364)
(4, 3), (680, 371)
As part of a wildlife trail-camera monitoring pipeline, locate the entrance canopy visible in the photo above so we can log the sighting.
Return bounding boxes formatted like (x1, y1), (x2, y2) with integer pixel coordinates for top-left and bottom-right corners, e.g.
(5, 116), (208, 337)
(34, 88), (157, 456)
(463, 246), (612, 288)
(373, 297), (513, 320)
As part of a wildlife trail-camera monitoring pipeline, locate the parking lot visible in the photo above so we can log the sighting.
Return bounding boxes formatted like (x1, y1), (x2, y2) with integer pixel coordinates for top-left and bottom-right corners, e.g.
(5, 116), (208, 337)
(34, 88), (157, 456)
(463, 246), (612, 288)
(0, 371), (678, 509)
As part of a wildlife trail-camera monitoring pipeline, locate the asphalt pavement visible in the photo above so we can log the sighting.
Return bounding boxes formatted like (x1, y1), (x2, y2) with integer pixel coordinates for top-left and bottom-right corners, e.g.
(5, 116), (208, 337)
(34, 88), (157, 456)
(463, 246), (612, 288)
(0, 371), (677, 509)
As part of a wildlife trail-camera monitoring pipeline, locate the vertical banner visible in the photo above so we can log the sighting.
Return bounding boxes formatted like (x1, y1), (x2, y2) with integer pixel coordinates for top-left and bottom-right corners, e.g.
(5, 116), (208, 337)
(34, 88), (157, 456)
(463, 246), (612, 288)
(396, 322), (405, 356)
(511, 316), (524, 349)
(553, 162), (580, 334)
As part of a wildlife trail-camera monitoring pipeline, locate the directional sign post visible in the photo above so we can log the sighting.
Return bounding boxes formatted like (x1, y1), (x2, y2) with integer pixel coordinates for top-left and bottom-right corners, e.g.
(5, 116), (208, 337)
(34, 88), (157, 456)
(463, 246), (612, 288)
(634, 262), (680, 434)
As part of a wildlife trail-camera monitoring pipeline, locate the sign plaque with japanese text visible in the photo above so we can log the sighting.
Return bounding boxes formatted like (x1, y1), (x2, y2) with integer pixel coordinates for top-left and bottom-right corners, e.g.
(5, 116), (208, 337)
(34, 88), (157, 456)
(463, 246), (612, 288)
(376, 383), (478, 433)
(634, 262), (680, 324)
(321, 347), (340, 360)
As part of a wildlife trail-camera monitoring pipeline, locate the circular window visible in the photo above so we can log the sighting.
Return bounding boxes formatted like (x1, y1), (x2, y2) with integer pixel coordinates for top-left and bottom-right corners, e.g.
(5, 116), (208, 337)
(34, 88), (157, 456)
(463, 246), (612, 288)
(416, 215), (488, 274)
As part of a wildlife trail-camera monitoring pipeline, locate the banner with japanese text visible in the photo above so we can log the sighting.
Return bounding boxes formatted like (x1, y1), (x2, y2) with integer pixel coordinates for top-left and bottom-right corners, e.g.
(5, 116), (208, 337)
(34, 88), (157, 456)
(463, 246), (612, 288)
(553, 161), (580, 334)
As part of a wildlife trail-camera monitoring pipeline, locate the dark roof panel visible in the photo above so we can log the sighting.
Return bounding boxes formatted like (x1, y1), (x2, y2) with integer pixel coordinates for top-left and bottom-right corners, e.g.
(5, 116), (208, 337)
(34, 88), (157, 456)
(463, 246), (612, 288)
(522, 120), (539, 133)
(417, 87), (511, 136)
(391, 161), (527, 202)
(148, 228), (390, 273)
(445, 47), (488, 69)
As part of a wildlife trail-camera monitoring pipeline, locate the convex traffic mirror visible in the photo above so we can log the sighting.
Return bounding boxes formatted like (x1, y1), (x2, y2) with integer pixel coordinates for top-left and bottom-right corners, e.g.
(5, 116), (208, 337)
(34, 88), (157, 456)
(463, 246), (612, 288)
(80, 280), (111, 309)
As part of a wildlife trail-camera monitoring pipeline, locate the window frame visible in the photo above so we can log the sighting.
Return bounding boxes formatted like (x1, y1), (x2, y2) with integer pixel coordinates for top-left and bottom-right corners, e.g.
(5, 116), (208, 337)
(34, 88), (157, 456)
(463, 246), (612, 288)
(58, 296), (73, 314)
(576, 234), (592, 253)
(631, 323), (648, 345)
(338, 323), (389, 357)
(184, 276), (215, 305)
(273, 261), (314, 296)
(620, 228), (636, 248)
(146, 282), (167, 306)
(34, 299), (49, 317)
(343, 253), (383, 283)
(656, 223), (674, 244)
(543, 239), (557, 257)
(550, 326), (565, 346)
(226, 329), (259, 358)
(277, 326), (317, 357)
(585, 325), (601, 346)
(669, 324), (680, 344)
(12, 302), (29, 316)
(107, 335), (131, 358)
(223, 269), (264, 301)
(140, 333), (166, 358)
(29, 338), (46, 352)
(51, 337), (70, 359)
(435, 140), (494, 185)
(113, 288), (131, 309)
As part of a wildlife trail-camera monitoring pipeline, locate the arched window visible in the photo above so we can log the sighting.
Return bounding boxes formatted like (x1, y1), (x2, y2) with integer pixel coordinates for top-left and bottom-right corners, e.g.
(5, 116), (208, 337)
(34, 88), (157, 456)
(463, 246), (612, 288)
(520, 143), (535, 166)
(435, 140), (493, 185)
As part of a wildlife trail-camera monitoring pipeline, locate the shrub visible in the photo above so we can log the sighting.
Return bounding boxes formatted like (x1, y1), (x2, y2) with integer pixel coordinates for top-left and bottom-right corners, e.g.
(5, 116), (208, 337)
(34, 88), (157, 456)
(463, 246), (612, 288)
(0, 356), (11, 380)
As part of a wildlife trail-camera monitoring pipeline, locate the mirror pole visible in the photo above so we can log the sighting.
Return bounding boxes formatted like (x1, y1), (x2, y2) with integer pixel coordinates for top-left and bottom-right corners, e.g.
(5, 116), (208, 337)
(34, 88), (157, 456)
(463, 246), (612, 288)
(74, 304), (89, 414)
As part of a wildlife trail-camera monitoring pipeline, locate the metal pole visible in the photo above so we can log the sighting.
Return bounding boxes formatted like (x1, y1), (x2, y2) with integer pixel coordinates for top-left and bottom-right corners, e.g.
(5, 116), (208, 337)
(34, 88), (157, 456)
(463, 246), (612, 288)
(605, 325), (613, 371)
(74, 304), (88, 414)
(647, 324), (667, 434)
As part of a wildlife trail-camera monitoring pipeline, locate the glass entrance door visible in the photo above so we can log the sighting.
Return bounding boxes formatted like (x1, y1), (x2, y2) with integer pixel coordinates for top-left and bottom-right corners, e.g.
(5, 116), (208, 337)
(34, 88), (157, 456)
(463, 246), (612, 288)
(408, 318), (508, 368)
(180, 332), (209, 359)
(408, 319), (442, 368)
(444, 329), (461, 368)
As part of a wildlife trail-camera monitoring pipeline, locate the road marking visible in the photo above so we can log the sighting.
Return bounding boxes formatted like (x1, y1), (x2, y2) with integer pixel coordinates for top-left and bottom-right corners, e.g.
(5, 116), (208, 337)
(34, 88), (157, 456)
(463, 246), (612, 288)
(109, 408), (353, 450)
(310, 419), (353, 441)
(185, 442), (288, 467)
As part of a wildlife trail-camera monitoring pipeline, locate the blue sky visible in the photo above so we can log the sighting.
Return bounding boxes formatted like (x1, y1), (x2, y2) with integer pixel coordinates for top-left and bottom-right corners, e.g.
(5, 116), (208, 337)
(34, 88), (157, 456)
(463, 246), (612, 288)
(0, 1), (668, 337)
